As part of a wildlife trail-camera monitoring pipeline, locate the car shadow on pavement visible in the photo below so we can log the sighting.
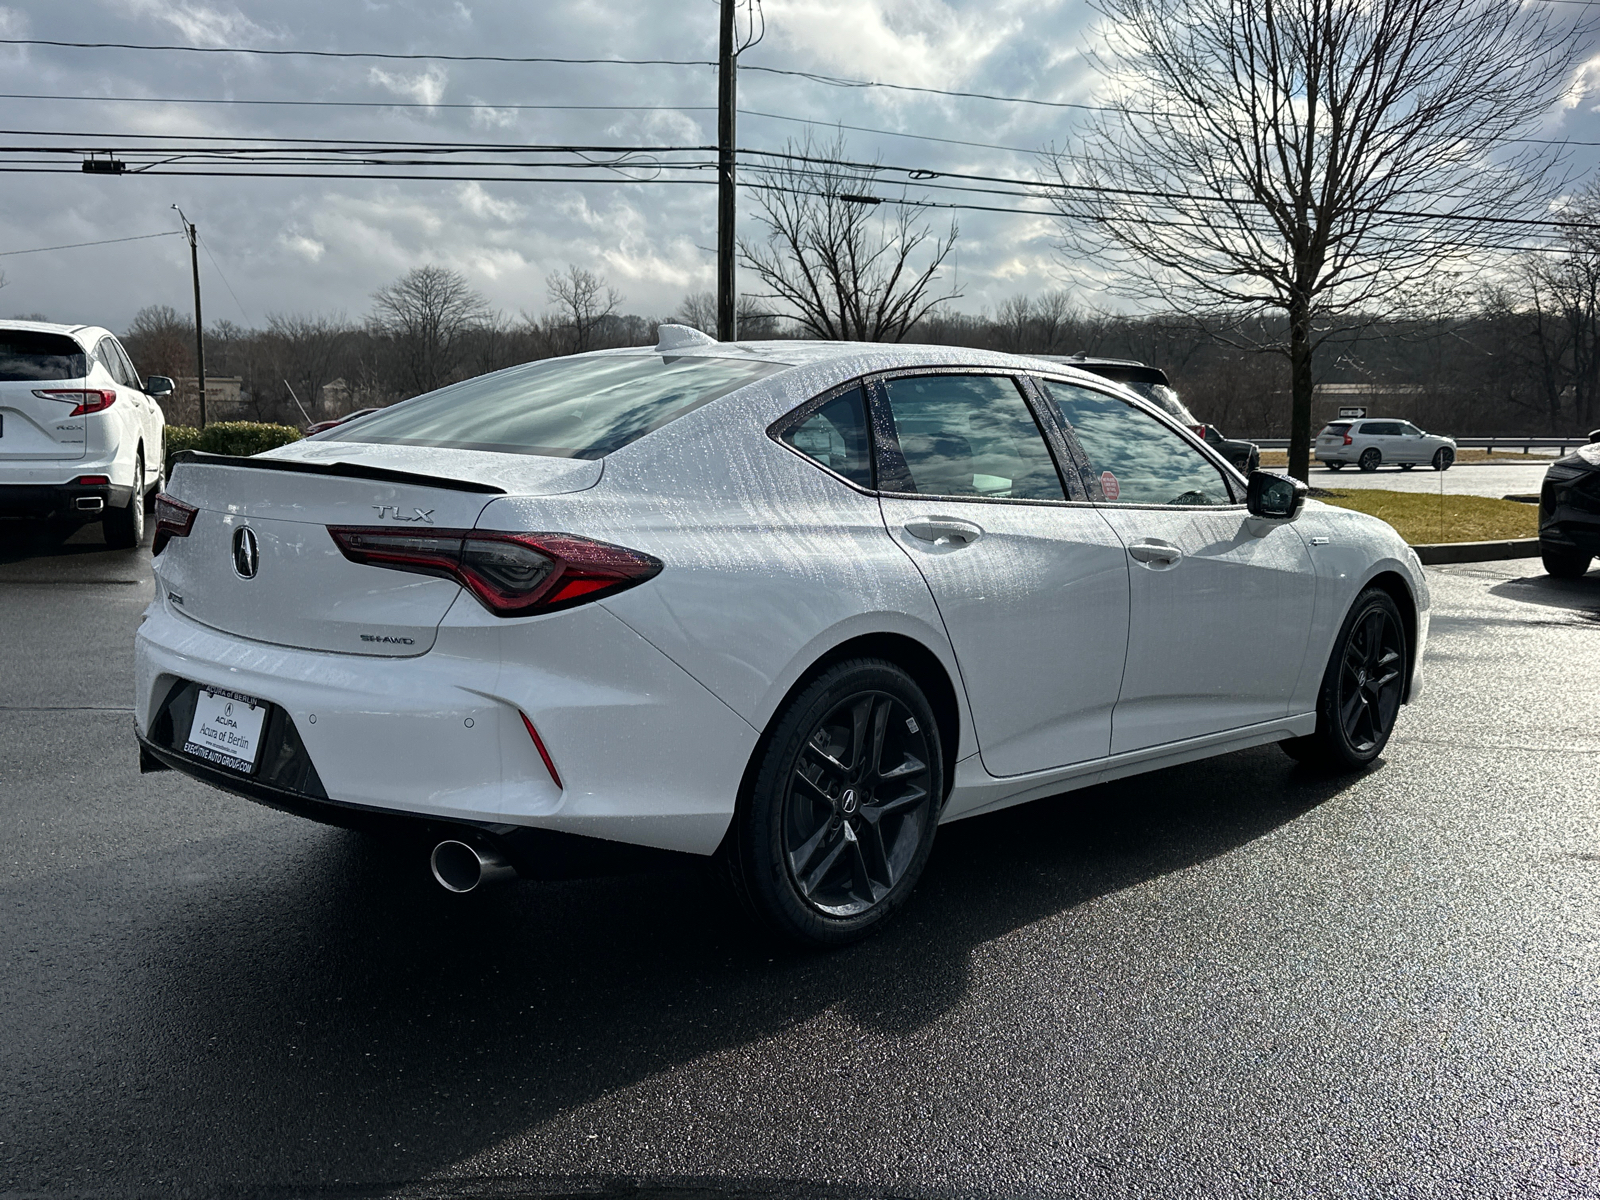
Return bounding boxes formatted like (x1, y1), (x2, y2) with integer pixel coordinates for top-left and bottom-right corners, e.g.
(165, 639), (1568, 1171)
(0, 743), (1364, 1194)
(0, 520), (143, 568)
(1487, 572), (1600, 620)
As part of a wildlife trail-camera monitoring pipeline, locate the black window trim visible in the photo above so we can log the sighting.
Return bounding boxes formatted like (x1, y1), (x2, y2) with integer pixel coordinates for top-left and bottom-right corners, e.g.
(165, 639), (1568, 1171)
(1028, 371), (1249, 510)
(863, 365), (1091, 507)
(765, 376), (880, 496)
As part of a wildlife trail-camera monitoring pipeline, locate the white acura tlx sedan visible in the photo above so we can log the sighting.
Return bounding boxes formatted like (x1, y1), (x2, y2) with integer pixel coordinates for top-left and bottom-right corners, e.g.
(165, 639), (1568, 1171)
(136, 326), (1430, 946)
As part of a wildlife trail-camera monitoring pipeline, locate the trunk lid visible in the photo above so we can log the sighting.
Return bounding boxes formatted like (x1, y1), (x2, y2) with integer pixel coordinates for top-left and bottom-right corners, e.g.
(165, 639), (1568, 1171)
(0, 378), (91, 461)
(156, 449), (601, 656)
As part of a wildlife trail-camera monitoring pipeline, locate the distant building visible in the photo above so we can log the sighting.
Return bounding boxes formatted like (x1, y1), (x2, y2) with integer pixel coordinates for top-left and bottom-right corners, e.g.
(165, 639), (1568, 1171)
(167, 376), (245, 425)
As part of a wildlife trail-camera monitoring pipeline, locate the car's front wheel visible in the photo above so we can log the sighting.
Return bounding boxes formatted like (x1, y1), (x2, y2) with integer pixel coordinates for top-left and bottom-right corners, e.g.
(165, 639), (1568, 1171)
(1542, 545), (1593, 579)
(1358, 448), (1382, 472)
(1281, 587), (1407, 772)
(103, 452), (145, 549)
(723, 658), (943, 947)
(1432, 447), (1454, 471)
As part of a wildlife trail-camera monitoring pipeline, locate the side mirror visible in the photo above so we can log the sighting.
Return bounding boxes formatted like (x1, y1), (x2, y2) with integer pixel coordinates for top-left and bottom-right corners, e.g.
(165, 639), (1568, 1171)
(145, 376), (175, 398)
(1246, 470), (1306, 520)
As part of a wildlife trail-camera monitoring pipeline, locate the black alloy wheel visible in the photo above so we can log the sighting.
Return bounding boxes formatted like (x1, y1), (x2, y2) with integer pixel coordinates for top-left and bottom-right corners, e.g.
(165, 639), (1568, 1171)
(1432, 447), (1455, 471)
(1542, 545), (1593, 579)
(1282, 587), (1408, 771)
(724, 659), (943, 946)
(1358, 448), (1382, 472)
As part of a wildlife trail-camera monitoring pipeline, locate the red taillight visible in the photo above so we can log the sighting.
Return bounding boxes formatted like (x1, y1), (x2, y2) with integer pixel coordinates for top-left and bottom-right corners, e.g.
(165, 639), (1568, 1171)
(73, 475), (110, 485)
(151, 493), (199, 555)
(1342, 432), (1353, 445)
(326, 527), (662, 617)
(34, 388), (117, 415)
(519, 711), (563, 789)
(1191, 424), (1207, 437)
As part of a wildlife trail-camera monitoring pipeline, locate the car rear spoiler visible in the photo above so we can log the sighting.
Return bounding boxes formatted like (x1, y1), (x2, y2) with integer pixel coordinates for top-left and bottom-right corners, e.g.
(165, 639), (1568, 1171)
(167, 450), (506, 495)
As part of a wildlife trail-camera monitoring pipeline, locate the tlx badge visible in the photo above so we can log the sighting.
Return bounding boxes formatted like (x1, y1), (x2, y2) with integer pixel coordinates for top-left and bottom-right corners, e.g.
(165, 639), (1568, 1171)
(372, 505), (435, 523)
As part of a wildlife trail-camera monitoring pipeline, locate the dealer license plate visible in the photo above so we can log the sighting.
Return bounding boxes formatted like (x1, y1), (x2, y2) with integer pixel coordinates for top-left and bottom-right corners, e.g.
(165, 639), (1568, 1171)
(184, 686), (268, 774)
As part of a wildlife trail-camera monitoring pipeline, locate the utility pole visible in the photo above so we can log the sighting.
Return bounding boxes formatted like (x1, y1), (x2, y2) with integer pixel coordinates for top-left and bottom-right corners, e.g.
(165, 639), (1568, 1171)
(716, 0), (737, 342)
(175, 206), (207, 427)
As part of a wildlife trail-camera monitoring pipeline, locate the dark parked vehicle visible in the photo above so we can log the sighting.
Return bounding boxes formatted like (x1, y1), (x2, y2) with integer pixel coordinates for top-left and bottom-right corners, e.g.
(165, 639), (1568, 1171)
(1539, 430), (1600, 578)
(1032, 355), (1260, 474)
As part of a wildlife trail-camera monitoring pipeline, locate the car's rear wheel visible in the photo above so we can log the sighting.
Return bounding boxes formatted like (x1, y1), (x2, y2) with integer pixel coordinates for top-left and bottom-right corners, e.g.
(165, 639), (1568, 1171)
(1432, 447), (1454, 471)
(723, 658), (943, 947)
(1541, 545), (1593, 579)
(103, 453), (145, 549)
(1281, 587), (1407, 772)
(1358, 448), (1382, 472)
(145, 451), (165, 513)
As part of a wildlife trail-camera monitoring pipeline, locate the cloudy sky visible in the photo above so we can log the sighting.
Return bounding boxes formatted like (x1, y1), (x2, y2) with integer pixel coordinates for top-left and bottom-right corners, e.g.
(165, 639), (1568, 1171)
(0, 0), (1595, 334)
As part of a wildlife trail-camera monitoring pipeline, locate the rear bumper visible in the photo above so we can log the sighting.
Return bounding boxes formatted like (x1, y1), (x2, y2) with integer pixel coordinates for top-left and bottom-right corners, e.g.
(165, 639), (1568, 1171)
(0, 481), (133, 521)
(133, 599), (759, 855)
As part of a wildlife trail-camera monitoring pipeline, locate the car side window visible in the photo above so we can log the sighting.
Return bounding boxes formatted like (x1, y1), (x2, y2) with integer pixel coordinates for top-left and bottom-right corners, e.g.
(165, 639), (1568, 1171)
(1399, 422), (1422, 437)
(1038, 379), (1233, 507)
(779, 386), (873, 488)
(877, 374), (1064, 501)
(95, 338), (128, 386)
(111, 339), (142, 389)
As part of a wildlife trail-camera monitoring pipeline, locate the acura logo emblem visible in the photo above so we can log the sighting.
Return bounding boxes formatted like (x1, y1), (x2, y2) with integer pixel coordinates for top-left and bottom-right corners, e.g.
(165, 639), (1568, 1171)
(232, 526), (260, 579)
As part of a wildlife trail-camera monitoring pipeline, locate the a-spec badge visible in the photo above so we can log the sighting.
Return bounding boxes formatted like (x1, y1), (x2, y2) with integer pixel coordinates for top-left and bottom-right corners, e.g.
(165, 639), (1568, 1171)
(372, 505), (435, 524)
(231, 526), (260, 579)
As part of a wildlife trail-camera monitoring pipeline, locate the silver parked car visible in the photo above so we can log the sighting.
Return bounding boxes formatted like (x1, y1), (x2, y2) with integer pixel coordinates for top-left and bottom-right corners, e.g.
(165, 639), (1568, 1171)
(1316, 418), (1456, 472)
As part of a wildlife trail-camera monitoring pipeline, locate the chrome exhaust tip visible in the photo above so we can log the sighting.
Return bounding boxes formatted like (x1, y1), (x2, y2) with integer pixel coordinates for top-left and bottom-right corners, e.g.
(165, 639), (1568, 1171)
(75, 496), (104, 512)
(430, 839), (516, 893)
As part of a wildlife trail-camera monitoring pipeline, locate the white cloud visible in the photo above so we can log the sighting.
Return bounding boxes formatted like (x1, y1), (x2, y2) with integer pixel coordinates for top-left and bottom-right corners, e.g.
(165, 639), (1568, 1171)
(112, 0), (274, 47)
(368, 66), (449, 107)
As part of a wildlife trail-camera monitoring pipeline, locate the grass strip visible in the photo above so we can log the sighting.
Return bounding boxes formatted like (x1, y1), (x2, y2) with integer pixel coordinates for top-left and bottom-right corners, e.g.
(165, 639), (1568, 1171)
(1315, 488), (1538, 545)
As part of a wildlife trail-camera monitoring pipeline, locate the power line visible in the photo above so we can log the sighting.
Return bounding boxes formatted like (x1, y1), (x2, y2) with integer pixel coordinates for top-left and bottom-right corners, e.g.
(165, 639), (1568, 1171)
(0, 38), (714, 67)
(196, 230), (251, 324)
(0, 93), (715, 114)
(0, 229), (181, 256)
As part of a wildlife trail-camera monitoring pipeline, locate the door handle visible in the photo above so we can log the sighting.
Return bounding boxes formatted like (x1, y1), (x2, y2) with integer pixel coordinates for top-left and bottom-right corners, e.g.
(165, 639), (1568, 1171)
(1127, 540), (1182, 565)
(903, 517), (984, 547)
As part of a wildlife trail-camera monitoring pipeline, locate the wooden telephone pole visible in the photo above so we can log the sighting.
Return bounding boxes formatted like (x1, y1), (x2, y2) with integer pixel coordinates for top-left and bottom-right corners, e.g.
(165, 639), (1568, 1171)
(174, 207), (207, 427)
(716, 0), (737, 342)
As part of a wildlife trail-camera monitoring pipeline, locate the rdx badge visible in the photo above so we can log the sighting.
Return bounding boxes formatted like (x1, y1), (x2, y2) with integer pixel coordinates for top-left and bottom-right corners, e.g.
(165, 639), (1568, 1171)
(372, 504), (435, 523)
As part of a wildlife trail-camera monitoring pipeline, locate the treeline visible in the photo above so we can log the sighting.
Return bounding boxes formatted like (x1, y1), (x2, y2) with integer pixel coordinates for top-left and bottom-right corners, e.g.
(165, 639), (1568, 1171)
(118, 264), (1600, 438)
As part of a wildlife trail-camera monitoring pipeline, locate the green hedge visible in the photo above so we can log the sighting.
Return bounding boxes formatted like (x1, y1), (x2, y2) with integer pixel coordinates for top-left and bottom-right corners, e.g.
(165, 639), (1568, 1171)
(165, 422), (302, 476)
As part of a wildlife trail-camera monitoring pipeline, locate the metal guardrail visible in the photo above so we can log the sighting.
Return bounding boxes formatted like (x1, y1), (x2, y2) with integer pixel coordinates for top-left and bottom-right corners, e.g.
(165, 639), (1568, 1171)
(1252, 435), (1593, 453)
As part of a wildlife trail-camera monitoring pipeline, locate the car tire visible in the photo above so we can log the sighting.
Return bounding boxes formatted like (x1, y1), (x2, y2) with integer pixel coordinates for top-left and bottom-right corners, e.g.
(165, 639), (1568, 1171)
(721, 658), (944, 948)
(1400, 462), (1415, 471)
(1541, 545), (1593, 579)
(1432, 447), (1454, 471)
(145, 452), (165, 513)
(1358, 448), (1381, 472)
(1326, 461), (1344, 472)
(103, 453), (145, 550)
(1280, 587), (1407, 772)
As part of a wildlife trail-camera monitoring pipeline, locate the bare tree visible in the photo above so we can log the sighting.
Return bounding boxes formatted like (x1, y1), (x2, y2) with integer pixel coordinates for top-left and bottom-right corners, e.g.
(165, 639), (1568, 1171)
(671, 290), (782, 338)
(123, 304), (194, 380)
(265, 313), (354, 418)
(1046, 0), (1581, 479)
(370, 265), (491, 396)
(740, 134), (960, 342)
(546, 266), (622, 354)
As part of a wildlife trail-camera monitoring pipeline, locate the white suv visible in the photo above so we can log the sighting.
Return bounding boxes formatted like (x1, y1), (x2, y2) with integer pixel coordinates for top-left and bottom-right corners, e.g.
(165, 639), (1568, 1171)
(1315, 418), (1457, 472)
(0, 321), (171, 547)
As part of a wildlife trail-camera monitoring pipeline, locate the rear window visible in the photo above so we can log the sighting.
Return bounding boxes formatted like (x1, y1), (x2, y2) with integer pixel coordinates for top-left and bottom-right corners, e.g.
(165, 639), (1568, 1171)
(1322, 423), (1351, 435)
(325, 353), (788, 459)
(0, 331), (87, 382)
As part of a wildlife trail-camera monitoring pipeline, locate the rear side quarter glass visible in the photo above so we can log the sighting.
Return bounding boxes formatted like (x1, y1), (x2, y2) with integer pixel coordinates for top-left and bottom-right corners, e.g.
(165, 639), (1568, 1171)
(775, 385), (873, 488)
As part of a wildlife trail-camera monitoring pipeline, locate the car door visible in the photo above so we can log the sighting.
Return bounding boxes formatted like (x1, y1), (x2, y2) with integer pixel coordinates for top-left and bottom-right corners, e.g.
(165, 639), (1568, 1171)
(110, 337), (159, 468)
(1034, 377), (1316, 755)
(871, 371), (1130, 777)
(95, 336), (141, 466)
(1396, 422), (1426, 463)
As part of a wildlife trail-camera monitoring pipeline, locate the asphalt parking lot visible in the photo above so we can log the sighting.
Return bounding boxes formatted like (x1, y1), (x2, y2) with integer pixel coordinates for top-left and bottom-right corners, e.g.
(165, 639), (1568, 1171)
(1290, 461), (1552, 498)
(2, 523), (1598, 1199)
